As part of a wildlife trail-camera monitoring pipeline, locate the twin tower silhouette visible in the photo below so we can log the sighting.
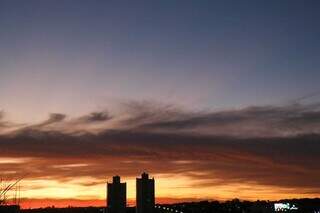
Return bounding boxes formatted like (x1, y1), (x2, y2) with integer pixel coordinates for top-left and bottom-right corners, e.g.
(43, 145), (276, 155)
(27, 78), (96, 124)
(107, 172), (155, 213)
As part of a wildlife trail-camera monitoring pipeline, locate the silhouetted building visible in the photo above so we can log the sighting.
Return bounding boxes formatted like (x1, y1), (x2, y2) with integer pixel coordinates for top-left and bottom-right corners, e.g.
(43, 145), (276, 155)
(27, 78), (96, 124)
(0, 205), (20, 213)
(107, 176), (126, 213)
(136, 172), (155, 213)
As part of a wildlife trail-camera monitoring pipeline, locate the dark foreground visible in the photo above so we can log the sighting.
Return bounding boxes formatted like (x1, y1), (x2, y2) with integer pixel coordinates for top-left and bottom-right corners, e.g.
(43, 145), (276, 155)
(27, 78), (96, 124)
(12, 198), (320, 213)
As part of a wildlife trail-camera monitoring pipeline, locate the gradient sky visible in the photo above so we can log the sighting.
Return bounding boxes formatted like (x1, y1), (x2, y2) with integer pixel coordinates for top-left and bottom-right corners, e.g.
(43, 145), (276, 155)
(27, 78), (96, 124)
(1, 0), (320, 208)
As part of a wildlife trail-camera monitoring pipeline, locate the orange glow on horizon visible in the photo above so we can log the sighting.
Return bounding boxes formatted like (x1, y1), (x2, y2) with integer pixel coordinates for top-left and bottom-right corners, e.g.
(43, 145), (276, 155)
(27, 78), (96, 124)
(19, 198), (206, 209)
(10, 174), (319, 209)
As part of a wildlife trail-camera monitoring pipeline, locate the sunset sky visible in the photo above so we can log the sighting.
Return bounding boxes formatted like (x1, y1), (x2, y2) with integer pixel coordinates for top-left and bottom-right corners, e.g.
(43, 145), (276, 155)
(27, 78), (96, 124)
(1, 0), (320, 209)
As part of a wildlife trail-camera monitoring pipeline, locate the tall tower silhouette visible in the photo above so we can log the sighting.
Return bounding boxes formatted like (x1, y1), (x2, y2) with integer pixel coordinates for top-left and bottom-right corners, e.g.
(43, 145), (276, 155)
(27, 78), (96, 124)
(136, 172), (155, 213)
(107, 176), (126, 213)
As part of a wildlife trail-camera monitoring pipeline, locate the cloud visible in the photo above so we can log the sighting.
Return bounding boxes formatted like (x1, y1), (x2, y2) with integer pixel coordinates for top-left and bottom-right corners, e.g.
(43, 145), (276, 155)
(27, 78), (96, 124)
(0, 111), (6, 129)
(0, 101), (320, 198)
(129, 103), (320, 137)
(38, 113), (66, 127)
(0, 111), (22, 132)
(8, 101), (320, 137)
(78, 111), (112, 123)
(0, 129), (319, 191)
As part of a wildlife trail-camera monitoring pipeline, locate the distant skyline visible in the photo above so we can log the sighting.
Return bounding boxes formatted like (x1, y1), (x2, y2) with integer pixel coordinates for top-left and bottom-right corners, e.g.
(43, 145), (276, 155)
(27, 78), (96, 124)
(0, 0), (320, 208)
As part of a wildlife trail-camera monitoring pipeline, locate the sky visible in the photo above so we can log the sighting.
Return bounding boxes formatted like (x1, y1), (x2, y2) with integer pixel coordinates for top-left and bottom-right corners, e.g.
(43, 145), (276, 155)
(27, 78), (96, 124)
(0, 0), (320, 209)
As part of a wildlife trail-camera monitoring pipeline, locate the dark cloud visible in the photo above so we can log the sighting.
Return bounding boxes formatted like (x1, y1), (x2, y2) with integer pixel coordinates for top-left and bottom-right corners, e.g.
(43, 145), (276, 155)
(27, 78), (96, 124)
(131, 103), (320, 137)
(1, 102), (320, 197)
(119, 100), (185, 127)
(29, 113), (66, 129)
(78, 111), (112, 123)
(0, 129), (319, 191)
(42, 113), (66, 125)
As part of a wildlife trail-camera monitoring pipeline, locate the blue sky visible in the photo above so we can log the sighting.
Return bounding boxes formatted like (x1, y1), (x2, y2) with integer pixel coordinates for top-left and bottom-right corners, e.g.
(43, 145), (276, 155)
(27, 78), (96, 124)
(0, 0), (320, 122)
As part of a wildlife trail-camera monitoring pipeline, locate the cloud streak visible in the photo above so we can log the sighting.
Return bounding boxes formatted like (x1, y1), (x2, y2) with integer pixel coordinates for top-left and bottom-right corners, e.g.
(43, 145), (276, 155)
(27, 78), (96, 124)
(131, 103), (320, 137)
(0, 101), (320, 200)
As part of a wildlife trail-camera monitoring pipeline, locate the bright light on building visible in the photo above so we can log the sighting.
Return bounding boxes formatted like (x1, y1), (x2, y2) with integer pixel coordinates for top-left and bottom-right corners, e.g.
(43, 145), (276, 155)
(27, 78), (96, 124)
(274, 203), (298, 211)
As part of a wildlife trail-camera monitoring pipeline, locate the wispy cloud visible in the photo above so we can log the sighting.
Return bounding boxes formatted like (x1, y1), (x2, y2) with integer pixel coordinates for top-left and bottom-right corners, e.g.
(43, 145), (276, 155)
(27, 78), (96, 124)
(33, 113), (66, 128)
(122, 101), (320, 137)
